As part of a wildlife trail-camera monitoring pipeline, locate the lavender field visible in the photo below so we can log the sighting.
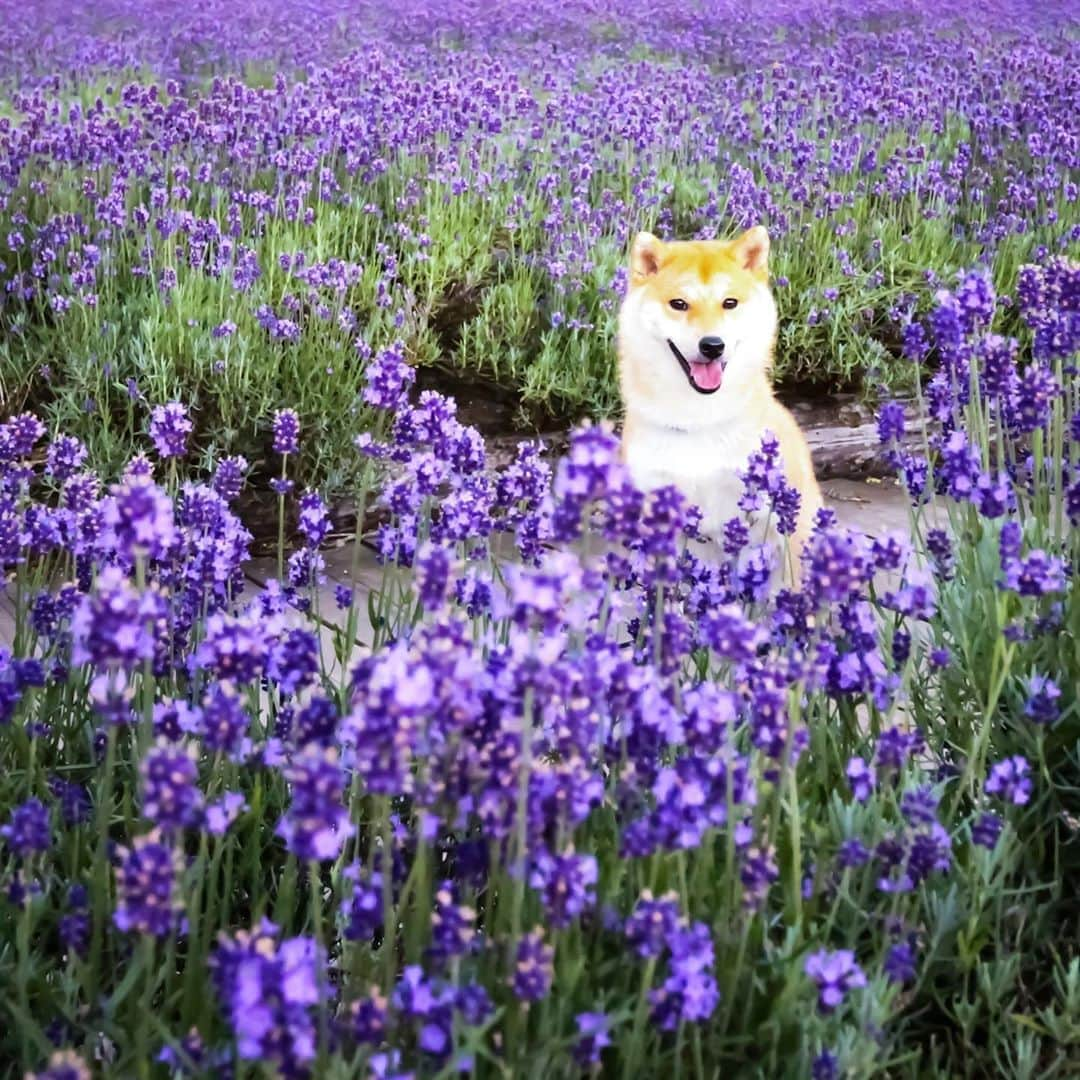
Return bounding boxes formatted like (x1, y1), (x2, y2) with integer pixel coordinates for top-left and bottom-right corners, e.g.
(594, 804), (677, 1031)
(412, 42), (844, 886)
(1, 2), (1079, 1078)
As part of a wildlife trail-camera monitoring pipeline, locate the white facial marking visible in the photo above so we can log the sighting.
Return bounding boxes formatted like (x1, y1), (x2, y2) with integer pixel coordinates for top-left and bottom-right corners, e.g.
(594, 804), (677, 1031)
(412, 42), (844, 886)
(620, 271), (776, 436)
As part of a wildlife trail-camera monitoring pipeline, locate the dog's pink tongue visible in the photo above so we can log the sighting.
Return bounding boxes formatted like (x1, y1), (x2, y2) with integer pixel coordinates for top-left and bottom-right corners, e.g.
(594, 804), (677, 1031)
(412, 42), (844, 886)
(690, 360), (723, 391)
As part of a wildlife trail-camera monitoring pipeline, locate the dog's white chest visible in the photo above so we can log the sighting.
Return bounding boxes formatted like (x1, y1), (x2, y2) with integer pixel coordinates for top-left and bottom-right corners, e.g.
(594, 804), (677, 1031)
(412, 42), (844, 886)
(623, 422), (760, 538)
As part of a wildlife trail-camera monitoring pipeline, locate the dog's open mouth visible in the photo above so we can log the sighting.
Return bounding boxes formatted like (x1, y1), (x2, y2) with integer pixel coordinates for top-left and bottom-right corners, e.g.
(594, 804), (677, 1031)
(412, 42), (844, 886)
(667, 340), (723, 394)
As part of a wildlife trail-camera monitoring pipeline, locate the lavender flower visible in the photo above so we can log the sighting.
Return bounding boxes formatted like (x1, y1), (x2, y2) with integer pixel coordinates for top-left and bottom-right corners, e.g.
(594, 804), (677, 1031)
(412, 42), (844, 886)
(268, 630), (320, 698)
(812, 1050), (840, 1080)
(837, 838), (870, 869)
(89, 671), (136, 727)
(1001, 550), (1067, 597)
(804, 949), (867, 1013)
(875, 726), (924, 772)
(954, 266), (996, 332)
(573, 1012), (612, 1067)
(213, 455), (249, 502)
(649, 921), (720, 1029)
(205, 793), (247, 836)
(368, 1050), (411, 1080)
(151, 698), (198, 742)
(343, 867), (384, 943)
(198, 683), (251, 757)
(902, 321), (928, 362)
(1023, 674), (1062, 725)
(2, 797), (50, 858)
(70, 568), (164, 671)
(906, 824), (953, 884)
(51, 779), (91, 827)
(986, 756), (1033, 806)
(392, 966), (455, 1058)
(512, 929), (554, 1002)
(900, 786), (939, 826)
(429, 880), (477, 966)
(363, 341), (415, 410)
(457, 983), (494, 1027)
(272, 408), (300, 455)
(999, 521), (1023, 566)
(59, 884), (90, 958)
(113, 830), (184, 937)
(45, 435), (88, 480)
(415, 542), (453, 612)
(741, 845), (779, 911)
(288, 548), (326, 590)
(701, 604), (765, 663)
(140, 740), (204, 832)
(528, 847), (598, 928)
(885, 941), (918, 985)
(877, 401), (907, 461)
(347, 988), (388, 1046)
(101, 476), (177, 564)
(4, 413), (45, 458)
(846, 757), (875, 802)
(624, 890), (681, 959)
(972, 812), (1004, 849)
(197, 610), (274, 684)
(1010, 364), (1060, 435)
(297, 489), (331, 548)
(212, 919), (327, 1075)
(803, 527), (870, 605)
(149, 402), (193, 459)
(276, 746), (355, 861)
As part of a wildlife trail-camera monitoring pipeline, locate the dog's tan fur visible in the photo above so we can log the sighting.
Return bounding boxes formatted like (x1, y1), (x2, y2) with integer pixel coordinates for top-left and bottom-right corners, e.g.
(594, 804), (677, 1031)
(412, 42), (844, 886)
(617, 226), (821, 579)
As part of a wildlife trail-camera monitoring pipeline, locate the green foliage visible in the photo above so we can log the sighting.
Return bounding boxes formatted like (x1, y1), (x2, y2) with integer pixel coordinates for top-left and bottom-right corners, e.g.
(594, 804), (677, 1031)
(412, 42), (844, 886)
(2, 62), (1074, 497)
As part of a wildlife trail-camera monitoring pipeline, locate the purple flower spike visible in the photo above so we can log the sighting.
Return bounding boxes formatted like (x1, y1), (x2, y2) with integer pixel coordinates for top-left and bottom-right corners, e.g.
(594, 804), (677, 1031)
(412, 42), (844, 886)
(272, 408), (300, 455)
(846, 757), (875, 802)
(813, 1051), (840, 1080)
(276, 745), (355, 861)
(1023, 674), (1062, 725)
(804, 948), (867, 1013)
(986, 756), (1033, 806)
(972, 812), (1004, 849)
(212, 920), (328, 1075)
(363, 340), (415, 410)
(512, 929), (554, 1002)
(624, 890), (681, 959)
(573, 1012), (612, 1067)
(884, 941), (918, 985)
(113, 830), (184, 937)
(140, 740), (203, 833)
(149, 402), (193, 459)
(2, 797), (50, 858)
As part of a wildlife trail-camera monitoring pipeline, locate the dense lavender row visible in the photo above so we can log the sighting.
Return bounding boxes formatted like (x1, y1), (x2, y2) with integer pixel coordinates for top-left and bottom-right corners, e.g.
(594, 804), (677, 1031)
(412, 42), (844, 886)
(1, 1), (1078, 491)
(1, 250), (1077, 1076)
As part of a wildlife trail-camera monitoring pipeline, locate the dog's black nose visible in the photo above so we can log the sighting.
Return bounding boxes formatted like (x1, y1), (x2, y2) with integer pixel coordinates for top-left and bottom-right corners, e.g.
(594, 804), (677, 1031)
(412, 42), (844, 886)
(698, 336), (725, 360)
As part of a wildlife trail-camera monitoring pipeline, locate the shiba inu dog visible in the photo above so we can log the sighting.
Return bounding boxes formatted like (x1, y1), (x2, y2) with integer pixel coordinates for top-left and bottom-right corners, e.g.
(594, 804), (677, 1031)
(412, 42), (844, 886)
(617, 225), (822, 579)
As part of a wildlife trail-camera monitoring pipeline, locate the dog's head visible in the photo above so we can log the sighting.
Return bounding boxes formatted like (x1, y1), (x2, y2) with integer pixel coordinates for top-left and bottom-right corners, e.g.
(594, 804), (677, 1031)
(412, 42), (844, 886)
(617, 226), (777, 424)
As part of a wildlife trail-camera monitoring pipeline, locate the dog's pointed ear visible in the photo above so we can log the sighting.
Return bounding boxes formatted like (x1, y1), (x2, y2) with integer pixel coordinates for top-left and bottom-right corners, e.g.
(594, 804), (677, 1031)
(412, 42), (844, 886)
(731, 225), (770, 276)
(630, 231), (665, 280)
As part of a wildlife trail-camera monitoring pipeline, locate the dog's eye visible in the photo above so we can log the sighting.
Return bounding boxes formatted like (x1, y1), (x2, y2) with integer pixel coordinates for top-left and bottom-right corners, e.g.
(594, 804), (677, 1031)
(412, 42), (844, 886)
(669, 298), (689, 311)
(723, 298), (739, 310)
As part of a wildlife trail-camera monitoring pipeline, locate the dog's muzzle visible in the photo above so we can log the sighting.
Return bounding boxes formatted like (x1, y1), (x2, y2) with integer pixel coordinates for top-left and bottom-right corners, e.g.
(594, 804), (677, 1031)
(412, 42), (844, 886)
(667, 339), (724, 395)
